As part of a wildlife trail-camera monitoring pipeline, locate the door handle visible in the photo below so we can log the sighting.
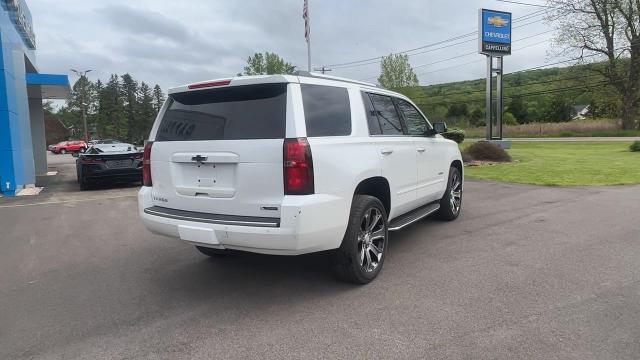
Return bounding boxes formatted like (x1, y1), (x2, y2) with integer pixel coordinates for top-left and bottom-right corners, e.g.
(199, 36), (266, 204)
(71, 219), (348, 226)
(380, 148), (394, 155)
(417, 147), (426, 153)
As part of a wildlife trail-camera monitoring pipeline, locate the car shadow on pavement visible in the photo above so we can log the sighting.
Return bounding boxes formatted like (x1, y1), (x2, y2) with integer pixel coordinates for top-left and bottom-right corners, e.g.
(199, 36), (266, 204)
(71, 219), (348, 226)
(129, 241), (359, 314)
(151, 217), (447, 305)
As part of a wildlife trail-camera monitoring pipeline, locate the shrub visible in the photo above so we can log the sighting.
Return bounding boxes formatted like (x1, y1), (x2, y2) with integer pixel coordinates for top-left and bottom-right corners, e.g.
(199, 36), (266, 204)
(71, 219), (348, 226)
(469, 108), (485, 126)
(461, 151), (473, 163)
(442, 128), (465, 143)
(463, 141), (512, 162)
(502, 112), (518, 125)
(630, 141), (640, 152)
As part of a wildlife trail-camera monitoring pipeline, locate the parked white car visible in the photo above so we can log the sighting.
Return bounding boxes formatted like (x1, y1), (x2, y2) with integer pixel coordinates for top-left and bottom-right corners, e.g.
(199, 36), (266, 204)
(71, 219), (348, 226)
(139, 72), (463, 283)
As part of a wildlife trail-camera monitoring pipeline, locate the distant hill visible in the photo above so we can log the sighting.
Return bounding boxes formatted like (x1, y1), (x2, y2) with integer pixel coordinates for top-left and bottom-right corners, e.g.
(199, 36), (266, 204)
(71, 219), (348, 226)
(399, 62), (620, 124)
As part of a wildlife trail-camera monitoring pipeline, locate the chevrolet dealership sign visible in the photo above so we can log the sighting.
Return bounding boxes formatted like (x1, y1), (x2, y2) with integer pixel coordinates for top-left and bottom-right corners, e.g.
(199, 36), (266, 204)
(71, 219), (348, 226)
(2, 0), (35, 49)
(479, 9), (511, 56)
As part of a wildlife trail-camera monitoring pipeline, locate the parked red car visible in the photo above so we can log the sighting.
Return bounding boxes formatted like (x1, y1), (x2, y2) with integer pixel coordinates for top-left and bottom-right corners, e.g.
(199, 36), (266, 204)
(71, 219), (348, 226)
(50, 140), (87, 154)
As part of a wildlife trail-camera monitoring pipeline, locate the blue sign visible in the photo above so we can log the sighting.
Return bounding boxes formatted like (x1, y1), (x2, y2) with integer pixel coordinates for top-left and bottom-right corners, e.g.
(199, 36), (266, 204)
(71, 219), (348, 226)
(479, 9), (511, 55)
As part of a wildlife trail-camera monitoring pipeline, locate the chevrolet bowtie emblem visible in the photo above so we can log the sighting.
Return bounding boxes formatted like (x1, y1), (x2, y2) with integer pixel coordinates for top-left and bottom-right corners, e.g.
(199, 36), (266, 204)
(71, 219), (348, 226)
(488, 16), (509, 27)
(192, 155), (207, 163)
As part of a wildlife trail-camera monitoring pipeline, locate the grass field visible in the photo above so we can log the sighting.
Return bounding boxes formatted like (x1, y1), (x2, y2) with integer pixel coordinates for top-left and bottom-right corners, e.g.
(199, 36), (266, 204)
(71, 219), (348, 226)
(463, 141), (640, 186)
(458, 119), (640, 139)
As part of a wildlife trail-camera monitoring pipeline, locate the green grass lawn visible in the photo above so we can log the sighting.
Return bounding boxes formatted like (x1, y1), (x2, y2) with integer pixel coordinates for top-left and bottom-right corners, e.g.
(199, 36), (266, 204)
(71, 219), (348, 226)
(463, 142), (640, 186)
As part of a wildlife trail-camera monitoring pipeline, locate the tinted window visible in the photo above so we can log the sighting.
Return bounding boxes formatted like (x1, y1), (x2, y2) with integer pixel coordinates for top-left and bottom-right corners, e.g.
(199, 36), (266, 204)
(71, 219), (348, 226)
(368, 93), (403, 135)
(361, 92), (381, 135)
(156, 83), (287, 141)
(395, 99), (430, 136)
(301, 84), (351, 137)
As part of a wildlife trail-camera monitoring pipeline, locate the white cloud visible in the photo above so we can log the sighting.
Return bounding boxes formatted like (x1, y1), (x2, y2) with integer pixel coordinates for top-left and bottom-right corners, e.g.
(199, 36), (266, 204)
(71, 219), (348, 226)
(28, 0), (560, 91)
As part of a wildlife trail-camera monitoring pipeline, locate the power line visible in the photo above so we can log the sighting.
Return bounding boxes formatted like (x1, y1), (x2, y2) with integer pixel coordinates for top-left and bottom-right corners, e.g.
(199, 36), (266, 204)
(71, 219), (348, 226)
(413, 29), (553, 70)
(418, 80), (616, 107)
(414, 37), (550, 78)
(360, 31), (553, 81)
(419, 54), (604, 97)
(326, 9), (546, 69)
(413, 73), (604, 100)
(332, 38), (478, 70)
(495, 0), (557, 8)
(332, 12), (549, 70)
(328, 32), (478, 68)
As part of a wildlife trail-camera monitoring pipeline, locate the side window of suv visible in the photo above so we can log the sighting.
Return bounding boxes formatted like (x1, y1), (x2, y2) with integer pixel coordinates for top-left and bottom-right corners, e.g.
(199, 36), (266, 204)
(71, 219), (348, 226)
(301, 84), (351, 137)
(361, 92), (381, 135)
(368, 93), (404, 136)
(395, 98), (431, 136)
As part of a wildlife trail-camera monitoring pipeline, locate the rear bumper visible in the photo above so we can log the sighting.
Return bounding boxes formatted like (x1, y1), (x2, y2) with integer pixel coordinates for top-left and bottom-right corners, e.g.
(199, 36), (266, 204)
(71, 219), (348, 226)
(82, 166), (142, 183)
(138, 187), (349, 255)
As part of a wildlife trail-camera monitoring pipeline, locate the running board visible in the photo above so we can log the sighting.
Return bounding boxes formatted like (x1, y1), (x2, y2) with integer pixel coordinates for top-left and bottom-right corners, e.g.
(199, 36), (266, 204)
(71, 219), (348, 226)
(388, 203), (440, 231)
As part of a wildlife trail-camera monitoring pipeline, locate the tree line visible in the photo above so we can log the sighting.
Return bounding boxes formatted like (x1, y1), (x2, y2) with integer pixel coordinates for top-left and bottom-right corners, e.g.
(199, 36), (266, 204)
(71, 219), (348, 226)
(60, 0), (639, 144)
(57, 74), (166, 144)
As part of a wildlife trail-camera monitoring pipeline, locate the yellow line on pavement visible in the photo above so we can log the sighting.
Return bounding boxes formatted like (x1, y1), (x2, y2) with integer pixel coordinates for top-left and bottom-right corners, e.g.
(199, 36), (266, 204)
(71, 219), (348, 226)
(0, 194), (136, 209)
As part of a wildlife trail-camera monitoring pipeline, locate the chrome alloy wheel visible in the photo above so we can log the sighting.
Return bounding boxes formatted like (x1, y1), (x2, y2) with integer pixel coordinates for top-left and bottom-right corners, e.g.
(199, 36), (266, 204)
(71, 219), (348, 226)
(357, 207), (386, 273)
(450, 171), (462, 215)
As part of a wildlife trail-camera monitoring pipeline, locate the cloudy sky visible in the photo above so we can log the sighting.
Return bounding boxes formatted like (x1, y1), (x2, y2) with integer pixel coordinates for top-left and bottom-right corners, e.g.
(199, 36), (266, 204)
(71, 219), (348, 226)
(29, 0), (556, 91)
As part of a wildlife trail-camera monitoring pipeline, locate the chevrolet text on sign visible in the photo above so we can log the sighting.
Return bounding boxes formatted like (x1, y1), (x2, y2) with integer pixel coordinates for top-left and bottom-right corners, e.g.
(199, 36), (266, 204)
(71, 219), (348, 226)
(479, 9), (511, 56)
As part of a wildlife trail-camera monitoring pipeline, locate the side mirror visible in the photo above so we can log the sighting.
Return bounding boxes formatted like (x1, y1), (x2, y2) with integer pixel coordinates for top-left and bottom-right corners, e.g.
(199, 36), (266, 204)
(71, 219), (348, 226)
(433, 122), (447, 134)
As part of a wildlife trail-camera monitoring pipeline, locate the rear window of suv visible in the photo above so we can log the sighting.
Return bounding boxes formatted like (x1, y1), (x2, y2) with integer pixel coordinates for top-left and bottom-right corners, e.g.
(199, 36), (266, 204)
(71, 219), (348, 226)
(301, 84), (351, 137)
(156, 83), (287, 141)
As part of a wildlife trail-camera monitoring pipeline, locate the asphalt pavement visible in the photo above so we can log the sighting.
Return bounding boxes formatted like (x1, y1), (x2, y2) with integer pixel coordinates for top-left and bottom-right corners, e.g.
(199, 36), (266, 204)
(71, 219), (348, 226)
(1, 154), (639, 359)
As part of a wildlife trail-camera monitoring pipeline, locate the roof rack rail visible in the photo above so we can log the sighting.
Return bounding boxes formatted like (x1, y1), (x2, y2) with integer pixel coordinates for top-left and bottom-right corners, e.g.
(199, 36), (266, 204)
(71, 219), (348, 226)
(293, 71), (379, 88)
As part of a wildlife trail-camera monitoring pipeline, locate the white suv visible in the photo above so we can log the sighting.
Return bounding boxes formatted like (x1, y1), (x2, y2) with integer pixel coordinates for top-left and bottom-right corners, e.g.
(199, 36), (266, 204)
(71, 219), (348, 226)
(139, 72), (463, 283)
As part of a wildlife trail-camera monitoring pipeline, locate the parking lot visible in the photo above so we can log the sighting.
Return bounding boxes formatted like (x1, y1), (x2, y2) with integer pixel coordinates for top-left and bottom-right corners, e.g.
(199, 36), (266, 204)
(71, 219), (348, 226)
(1, 155), (639, 359)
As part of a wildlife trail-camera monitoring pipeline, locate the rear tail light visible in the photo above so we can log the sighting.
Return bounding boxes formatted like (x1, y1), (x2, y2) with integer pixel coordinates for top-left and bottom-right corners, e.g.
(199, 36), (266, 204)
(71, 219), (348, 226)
(143, 141), (153, 187)
(188, 80), (231, 90)
(79, 156), (103, 164)
(283, 138), (314, 195)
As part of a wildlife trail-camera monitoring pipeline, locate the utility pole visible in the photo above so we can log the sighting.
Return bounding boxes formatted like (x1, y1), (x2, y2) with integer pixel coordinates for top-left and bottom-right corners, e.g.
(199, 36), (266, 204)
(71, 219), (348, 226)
(313, 66), (332, 74)
(71, 69), (92, 143)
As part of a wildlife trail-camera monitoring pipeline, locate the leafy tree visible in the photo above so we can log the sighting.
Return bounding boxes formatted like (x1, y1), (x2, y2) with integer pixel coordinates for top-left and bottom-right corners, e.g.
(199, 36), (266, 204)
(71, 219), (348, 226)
(446, 103), (469, 118)
(67, 75), (95, 139)
(138, 82), (155, 143)
(470, 108), (485, 126)
(153, 84), (165, 113)
(121, 74), (138, 142)
(56, 74), (165, 143)
(502, 112), (518, 125)
(549, 0), (640, 129)
(507, 96), (529, 123)
(377, 54), (419, 89)
(101, 74), (125, 139)
(544, 96), (574, 122)
(91, 79), (104, 138)
(244, 52), (295, 75)
(527, 108), (541, 123)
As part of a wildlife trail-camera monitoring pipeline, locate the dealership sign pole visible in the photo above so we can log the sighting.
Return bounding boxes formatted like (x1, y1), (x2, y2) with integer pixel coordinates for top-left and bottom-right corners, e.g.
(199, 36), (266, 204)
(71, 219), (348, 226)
(479, 9), (511, 141)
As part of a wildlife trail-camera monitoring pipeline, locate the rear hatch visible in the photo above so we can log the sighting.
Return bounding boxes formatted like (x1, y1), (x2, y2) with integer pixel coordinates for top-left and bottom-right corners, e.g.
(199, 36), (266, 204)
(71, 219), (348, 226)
(83, 144), (142, 169)
(150, 82), (289, 219)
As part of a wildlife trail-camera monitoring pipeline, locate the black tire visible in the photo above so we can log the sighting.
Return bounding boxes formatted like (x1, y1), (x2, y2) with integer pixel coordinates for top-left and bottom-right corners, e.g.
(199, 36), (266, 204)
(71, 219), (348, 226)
(195, 246), (233, 257)
(331, 195), (388, 284)
(79, 176), (90, 191)
(437, 166), (462, 221)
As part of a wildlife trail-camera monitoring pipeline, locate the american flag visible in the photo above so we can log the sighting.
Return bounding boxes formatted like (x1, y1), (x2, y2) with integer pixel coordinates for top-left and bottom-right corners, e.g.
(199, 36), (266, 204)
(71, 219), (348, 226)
(303, 0), (310, 43)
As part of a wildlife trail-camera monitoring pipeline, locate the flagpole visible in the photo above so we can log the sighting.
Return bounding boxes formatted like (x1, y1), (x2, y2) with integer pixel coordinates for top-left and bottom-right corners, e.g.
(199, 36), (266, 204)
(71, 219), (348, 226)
(306, 0), (311, 71)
